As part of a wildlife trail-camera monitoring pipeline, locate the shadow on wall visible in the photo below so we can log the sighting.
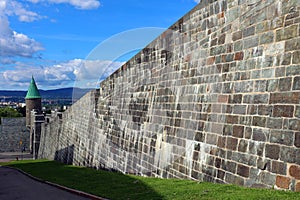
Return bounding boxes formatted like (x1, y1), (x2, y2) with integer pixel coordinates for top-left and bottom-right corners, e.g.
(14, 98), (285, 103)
(54, 145), (74, 165)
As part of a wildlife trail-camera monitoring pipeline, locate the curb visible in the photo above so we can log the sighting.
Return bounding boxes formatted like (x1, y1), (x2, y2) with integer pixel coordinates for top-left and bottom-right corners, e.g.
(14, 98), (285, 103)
(0, 166), (109, 200)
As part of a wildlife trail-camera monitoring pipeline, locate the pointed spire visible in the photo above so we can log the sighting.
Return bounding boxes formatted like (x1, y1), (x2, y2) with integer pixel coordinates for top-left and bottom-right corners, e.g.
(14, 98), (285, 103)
(25, 76), (41, 99)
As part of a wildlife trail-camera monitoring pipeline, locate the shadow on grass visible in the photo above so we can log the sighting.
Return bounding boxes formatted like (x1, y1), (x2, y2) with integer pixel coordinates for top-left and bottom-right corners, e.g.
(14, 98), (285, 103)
(5, 160), (164, 200)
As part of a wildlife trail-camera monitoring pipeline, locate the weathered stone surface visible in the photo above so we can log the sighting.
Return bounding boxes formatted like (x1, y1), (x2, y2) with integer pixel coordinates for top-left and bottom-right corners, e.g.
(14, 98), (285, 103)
(36, 0), (300, 192)
(0, 118), (29, 152)
(265, 144), (280, 159)
(270, 130), (293, 146)
(273, 105), (294, 117)
(296, 182), (300, 192)
(293, 51), (300, 64)
(289, 165), (300, 179)
(295, 132), (300, 148)
(280, 146), (297, 163)
(237, 164), (249, 178)
(271, 161), (286, 175)
(276, 176), (291, 189)
(293, 76), (300, 90)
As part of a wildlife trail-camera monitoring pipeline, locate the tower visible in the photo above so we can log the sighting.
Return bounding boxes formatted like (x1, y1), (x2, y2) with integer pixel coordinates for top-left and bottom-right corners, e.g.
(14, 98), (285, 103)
(25, 76), (43, 158)
(25, 76), (42, 127)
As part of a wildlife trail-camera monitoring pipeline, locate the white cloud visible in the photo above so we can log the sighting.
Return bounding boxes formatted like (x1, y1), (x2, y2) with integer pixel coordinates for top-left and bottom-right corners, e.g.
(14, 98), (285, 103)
(2, 59), (123, 89)
(27, 0), (100, 10)
(194, 0), (201, 3)
(74, 60), (124, 80)
(0, 16), (44, 58)
(1, 0), (43, 22)
(52, 0), (100, 10)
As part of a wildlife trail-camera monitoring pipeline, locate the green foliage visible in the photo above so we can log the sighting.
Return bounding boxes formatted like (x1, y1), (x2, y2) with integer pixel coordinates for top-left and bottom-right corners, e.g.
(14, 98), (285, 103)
(2, 160), (300, 200)
(0, 107), (22, 118)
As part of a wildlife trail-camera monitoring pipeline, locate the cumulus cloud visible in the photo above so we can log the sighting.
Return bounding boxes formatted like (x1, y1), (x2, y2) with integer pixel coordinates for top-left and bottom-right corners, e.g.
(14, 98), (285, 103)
(74, 60), (124, 80)
(2, 59), (123, 89)
(0, 16), (44, 58)
(27, 0), (100, 10)
(1, 0), (43, 22)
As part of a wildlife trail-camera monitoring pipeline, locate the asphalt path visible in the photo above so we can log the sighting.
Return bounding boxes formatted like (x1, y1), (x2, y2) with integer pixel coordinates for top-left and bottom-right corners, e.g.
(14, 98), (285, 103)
(0, 167), (91, 200)
(0, 152), (32, 162)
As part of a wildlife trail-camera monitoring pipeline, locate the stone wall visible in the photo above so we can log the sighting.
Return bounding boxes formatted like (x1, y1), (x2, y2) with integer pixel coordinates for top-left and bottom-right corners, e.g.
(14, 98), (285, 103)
(0, 118), (30, 152)
(39, 0), (300, 191)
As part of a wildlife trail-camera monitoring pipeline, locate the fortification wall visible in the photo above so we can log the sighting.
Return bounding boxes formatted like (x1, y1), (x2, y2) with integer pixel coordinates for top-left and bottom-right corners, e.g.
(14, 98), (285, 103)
(39, 0), (300, 191)
(0, 117), (29, 152)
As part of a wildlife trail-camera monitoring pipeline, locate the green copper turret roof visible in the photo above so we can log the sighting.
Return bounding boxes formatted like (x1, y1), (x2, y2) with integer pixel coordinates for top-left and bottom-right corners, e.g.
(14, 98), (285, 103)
(25, 76), (41, 99)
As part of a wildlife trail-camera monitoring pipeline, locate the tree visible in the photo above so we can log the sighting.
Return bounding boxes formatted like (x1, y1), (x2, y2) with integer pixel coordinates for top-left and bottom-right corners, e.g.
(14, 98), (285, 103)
(0, 107), (23, 118)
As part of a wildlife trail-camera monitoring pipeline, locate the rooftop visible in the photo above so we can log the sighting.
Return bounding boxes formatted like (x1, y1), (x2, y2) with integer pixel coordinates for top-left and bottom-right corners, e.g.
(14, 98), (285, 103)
(25, 77), (41, 99)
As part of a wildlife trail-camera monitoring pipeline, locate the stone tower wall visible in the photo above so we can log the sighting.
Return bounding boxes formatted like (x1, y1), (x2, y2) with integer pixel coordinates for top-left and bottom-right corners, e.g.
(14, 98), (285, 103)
(39, 0), (300, 191)
(26, 98), (42, 127)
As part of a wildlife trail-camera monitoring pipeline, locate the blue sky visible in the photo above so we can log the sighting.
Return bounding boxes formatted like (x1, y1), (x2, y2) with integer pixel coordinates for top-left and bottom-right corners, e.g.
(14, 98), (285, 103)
(0, 0), (199, 90)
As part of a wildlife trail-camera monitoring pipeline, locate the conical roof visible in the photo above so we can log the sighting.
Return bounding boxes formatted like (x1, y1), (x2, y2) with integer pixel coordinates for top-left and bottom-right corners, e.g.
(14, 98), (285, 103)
(25, 76), (41, 99)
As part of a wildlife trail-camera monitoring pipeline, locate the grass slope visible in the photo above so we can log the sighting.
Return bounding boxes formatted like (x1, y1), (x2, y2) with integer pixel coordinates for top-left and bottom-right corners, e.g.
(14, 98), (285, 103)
(1, 160), (300, 200)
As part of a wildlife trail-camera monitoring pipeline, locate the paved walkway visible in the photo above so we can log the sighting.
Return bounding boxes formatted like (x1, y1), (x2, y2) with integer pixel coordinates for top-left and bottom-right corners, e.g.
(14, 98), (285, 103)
(0, 152), (32, 162)
(0, 167), (91, 200)
(0, 152), (105, 200)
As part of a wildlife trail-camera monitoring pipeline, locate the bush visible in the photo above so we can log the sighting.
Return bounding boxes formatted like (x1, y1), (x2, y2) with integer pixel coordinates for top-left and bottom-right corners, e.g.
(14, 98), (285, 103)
(0, 107), (23, 118)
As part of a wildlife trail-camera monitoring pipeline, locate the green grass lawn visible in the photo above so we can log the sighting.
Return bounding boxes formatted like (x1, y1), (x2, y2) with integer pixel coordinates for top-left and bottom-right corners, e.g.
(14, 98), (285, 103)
(1, 160), (300, 200)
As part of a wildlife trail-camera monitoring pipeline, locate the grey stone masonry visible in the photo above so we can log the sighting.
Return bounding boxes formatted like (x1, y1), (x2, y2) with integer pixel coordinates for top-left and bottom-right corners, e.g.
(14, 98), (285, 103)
(39, 0), (300, 191)
(0, 118), (29, 152)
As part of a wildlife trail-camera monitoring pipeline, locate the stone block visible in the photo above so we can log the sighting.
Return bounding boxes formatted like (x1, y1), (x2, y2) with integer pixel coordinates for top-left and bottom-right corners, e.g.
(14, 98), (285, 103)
(280, 53), (292, 65)
(273, 105), (294, 117)
(225, 172), (244, 186)
(267, 79), (278, 91)
(292, 51), (300, 64)
(271, 161), (286, 175)
(262, 68), (275, 78)
(296, 182), (300, 192)
(295, 106), (300, 118)
(217, 169), (225, 180)
(252, 128), (268, 142)
(286, 65), (300, 76)
(280, 146), (296, 163)
(233, 125), (244, 138)
(237, 164), (250, 178)
(238, 139), (248, 152)
(252, 116), (266, 127)
(295, 132), (300, 148)
(260, 172), (276, 186)
(276, 176), (291, 189)
(276, 25), (298, 41)
(289, 119), (300, 131)
(243, 26), (255, 38)
(289, 165), (300, 179)
(278, 77), (292, 91)
(244, 94), (269, 104)
(269, 92), (300, 104)
(232, 31), (242, 41)
(285, 38), (300, 52)
(266, 118), (282, 129)
(265, 144), (280, 159)
(244, 36), (259, 49)
(233, 105), (247, 115)
(233, 40), (243, 51)
(226, 137), (238, 150)
(234, 51), (244, 60)
(270, 130), (293, 146)
(259, 32), (274, 44)
(254, 80), (267, 92)
(293, 76), (300, 90)
(257, 105), (271, 116)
